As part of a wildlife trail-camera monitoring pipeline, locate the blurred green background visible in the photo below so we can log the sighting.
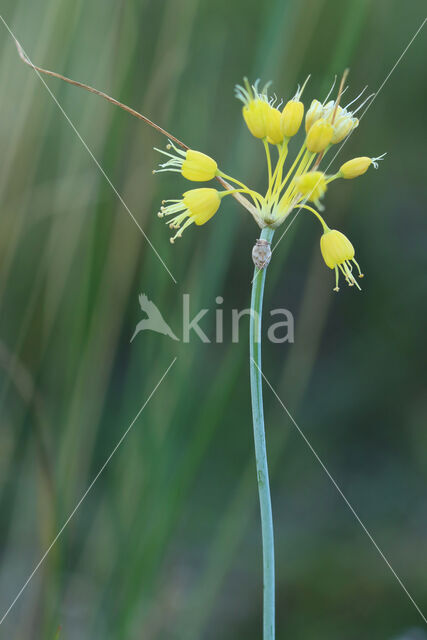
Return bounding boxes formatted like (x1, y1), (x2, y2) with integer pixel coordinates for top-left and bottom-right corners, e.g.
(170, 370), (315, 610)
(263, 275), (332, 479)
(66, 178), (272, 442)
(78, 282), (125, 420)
(0, 0), (426, 638)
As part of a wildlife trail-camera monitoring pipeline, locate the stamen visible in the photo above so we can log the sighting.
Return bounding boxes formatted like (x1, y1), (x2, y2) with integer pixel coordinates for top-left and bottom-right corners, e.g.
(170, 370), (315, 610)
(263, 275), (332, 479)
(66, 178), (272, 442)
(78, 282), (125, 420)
(234, 85), (250, 104)
(323, 75), (337, 105)
(352, 258), (364, 278)
(352, 92), (375, 115)
(344, 85), (367, 111)
(161, 202), (187, 217)
(340, 85), (349, 99)
(340, 262), (361, 290)
(154, 147), (179, 160)
(153, 168), (182, 174)
(167, 139), (187, 156)
(260, 80), (272, 97)
(158, 160), (181, 168)
(293, 74), (311, 101)
(333, 266), (340, 292)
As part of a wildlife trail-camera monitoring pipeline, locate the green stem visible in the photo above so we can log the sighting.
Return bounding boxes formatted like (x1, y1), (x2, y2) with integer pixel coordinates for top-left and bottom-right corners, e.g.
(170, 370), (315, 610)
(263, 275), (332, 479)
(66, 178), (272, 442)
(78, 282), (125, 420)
(249, 226), (275, 640)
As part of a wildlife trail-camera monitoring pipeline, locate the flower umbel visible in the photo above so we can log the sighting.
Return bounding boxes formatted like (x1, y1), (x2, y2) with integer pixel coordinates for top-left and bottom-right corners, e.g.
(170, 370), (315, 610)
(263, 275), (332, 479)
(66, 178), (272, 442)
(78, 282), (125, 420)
(153, 73), (385, 291)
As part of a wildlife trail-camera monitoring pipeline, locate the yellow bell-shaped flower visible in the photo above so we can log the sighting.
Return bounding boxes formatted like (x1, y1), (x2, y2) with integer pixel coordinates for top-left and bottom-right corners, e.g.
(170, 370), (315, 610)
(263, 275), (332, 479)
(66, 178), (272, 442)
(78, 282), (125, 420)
(281, 100), (304, 138)
(305, 99), (324, 133)
(331, 115), (358, 144)
(159, 188), (221, 242)
(183, 188), (221, 224)
(154, 142), (218, 182)
(295, 171), (327, 206)
(265, 105), (284, 144)
(306, 118), (333, 153)
(320, 229), (363, 291)
(243, 99), (269, 139)
(181, 150), (218, 181)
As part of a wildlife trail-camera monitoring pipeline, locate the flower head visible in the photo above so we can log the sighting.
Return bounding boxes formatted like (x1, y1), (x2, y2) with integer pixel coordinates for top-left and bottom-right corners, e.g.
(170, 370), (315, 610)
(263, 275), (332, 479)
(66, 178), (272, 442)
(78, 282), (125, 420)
(320, 229), (363, 291)
(158, 188), (221, 242)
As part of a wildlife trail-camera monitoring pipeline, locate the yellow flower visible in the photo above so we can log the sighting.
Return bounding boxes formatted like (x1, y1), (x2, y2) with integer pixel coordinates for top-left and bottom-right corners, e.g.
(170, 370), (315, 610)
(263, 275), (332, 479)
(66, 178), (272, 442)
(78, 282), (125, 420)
(306, 118), (333, 153)
(305, 85), (372, 144)
(295, 171), (327, 207)
(331, 113), (358, 143)
(265, 105), (284, 144)
(235, 78), (271, 139)
(154, 142), (218, 181)
(281, 78), (309, 138)
(159, 188), (221, 242)
(281, 99), (304, 138)
(320, 229), (363, 291)
(182, 150), (218, 181)
(305, 99), (324, 132)
(243, 99), (269, 138)
(339, 154), (386, 179)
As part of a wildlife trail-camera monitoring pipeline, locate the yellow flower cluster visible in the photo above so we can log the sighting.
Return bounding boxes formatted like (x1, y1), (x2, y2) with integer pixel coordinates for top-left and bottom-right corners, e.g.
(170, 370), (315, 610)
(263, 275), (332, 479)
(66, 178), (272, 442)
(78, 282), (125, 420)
(153, 77), (385, 291)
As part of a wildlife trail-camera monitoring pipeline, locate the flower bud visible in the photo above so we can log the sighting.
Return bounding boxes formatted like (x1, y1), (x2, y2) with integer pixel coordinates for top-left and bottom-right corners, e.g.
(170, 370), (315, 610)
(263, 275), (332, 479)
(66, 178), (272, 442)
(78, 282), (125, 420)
(181, 150), (218, 181)
(305, 99), (324, 133)
(339, 157), (373, 179)
(295, 171), (327, 203)
(242, 99), (269, 139)
(305, 119), (333, 153)
(265, 105), (284, 144)
(281, 100), (304, 137)
(331, 116), (358, 144)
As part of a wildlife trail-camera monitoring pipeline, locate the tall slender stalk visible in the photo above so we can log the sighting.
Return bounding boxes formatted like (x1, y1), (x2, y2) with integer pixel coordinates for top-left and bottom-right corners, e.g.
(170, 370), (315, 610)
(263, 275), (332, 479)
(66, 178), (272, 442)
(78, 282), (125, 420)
(249, 226), (275, 640)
